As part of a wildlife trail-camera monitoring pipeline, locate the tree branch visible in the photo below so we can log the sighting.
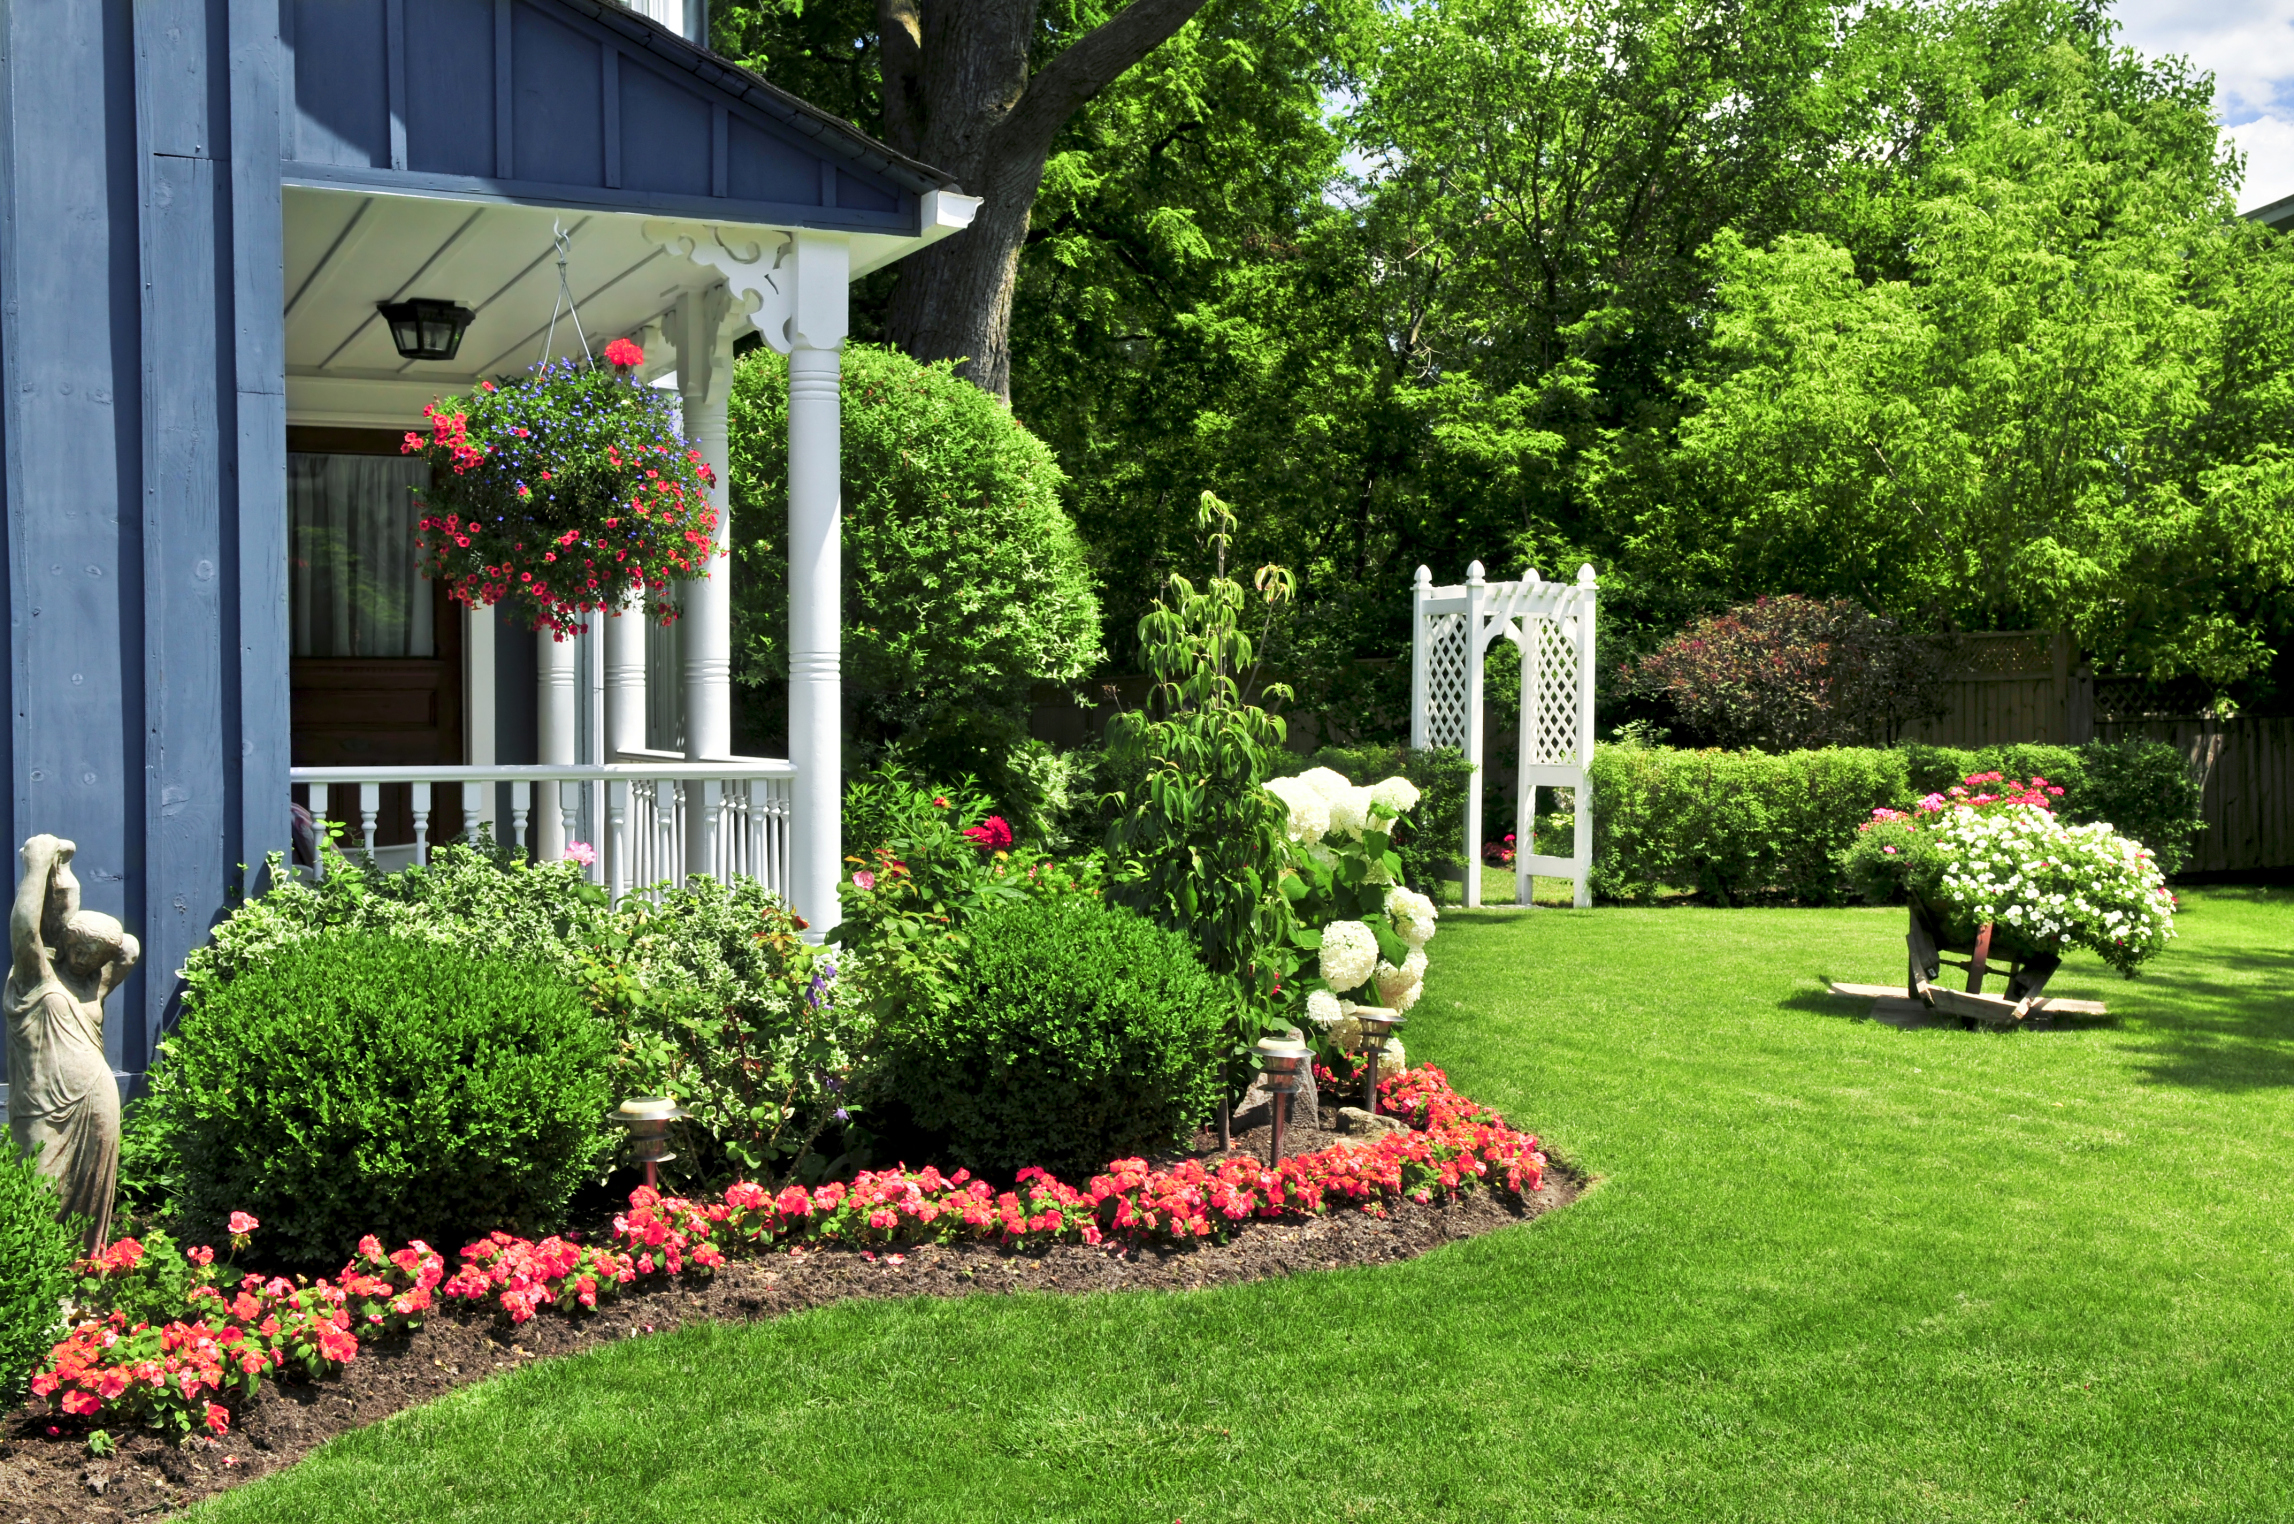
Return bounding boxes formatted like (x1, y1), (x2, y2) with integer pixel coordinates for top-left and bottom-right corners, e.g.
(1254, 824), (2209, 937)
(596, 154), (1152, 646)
(988, 0), (1212, 169)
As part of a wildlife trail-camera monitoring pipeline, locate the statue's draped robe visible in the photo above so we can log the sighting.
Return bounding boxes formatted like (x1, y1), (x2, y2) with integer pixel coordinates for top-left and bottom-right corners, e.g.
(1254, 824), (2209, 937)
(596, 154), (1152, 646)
(6, 969), (116, 1249)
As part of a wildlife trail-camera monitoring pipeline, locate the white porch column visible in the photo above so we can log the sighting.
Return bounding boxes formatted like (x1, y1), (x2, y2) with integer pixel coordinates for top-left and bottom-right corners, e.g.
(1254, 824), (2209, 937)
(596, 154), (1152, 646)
(781, 234), (849, 938)
(535, 627), (577, 860)
(669, 287), (736, 883)
(604, 599), (647, 761)
(638, 221), (852, 933)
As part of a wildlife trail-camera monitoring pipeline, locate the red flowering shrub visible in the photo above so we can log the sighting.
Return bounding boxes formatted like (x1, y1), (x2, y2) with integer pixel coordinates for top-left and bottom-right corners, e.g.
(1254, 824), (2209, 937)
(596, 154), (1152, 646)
(961, 814), (1015, 852)
(1623, 595), (1951, 749)
(406, 351), (721, 638)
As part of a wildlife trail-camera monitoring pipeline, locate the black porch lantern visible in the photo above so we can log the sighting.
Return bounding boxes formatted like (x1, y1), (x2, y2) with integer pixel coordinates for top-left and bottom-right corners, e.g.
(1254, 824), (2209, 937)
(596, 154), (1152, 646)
(377, 298), (476, 362)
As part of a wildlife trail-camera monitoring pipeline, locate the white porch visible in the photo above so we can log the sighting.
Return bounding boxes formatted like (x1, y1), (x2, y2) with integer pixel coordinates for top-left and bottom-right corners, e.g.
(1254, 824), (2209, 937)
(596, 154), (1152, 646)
(281, 185), (978, 922)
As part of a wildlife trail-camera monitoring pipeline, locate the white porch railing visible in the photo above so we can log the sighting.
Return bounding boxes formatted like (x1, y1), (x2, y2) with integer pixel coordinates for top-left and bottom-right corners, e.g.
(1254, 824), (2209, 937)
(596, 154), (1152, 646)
(290, 760), (797, 904)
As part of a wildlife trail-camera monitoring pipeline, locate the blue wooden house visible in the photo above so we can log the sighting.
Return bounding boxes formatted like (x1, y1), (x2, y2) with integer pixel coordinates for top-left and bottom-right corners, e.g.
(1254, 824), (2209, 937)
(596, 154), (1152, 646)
(0, 0), (973, 1095)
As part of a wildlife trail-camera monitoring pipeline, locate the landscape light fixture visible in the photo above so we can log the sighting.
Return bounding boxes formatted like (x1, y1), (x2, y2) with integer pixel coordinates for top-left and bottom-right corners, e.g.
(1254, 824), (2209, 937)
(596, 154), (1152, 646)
(377, 298), (476, 362)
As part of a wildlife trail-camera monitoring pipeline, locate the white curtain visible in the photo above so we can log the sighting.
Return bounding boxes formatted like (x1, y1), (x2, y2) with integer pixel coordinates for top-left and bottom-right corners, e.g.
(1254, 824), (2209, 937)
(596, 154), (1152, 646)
(288, 453), (434, 658)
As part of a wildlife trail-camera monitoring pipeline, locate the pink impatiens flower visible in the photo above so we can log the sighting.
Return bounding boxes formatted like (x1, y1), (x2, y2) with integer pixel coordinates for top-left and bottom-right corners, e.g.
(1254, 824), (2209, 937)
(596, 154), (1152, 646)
(227, 1212), (259, 1237)
(564, 840), (597, 867)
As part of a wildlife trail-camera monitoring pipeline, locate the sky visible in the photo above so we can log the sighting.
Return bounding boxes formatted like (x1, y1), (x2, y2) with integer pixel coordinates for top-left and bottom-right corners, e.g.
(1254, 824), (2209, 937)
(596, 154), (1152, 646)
(2111, 0), (2294, 210)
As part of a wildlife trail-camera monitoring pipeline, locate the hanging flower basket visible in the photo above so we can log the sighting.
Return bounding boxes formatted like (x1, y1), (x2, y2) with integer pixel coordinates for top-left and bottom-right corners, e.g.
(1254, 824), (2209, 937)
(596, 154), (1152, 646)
(404, 340), (719, 638)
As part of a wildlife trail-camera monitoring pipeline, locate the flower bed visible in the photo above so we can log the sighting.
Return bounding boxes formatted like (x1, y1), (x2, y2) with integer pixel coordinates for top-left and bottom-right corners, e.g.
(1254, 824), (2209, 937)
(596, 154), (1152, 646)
(29, 1068), (1540, 1439)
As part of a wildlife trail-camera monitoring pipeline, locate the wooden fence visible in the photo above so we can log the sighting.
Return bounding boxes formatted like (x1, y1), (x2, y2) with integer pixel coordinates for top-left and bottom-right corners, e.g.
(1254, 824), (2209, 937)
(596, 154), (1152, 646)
(1904, 630), (2288, 873)
(2091, 715), (2294, 876)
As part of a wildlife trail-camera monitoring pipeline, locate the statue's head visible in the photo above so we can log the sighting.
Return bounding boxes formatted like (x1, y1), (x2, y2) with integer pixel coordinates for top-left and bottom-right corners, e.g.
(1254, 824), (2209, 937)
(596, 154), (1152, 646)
(61, 910), (137, 980)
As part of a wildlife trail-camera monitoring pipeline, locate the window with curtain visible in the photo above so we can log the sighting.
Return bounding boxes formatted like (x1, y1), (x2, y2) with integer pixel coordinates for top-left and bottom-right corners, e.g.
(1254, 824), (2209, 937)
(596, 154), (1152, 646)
(288, 453), (434, 658)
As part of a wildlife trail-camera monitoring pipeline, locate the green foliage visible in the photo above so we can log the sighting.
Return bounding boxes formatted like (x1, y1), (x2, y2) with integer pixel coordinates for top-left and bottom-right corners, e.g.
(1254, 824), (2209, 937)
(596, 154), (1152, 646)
(842, 761), (994, 859)
(150, 931), (613, 1265)
(0, 1151), (76, 1403)
(1271, 743), (1476, 894)
(1590, 737), (2208, 902)
(180, 840), (611, 1014)
(1105, 494), (1296, 1024)
(881, 896), (1231, 1181)
(579, 878), (849, 1187)
(1589, 743), (1914, 905)
(726, 343), (1101, 798)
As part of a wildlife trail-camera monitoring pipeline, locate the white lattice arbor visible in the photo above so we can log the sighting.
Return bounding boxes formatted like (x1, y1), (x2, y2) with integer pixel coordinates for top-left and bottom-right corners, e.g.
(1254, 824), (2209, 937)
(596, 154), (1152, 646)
(1410, 561), (1598, 908)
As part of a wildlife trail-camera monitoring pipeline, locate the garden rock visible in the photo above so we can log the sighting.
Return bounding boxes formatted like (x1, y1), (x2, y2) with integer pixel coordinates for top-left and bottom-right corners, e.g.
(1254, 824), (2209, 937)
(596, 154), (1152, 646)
(1334, 1107), (1405, 1137)
(1236, 1069), (1318, 1131)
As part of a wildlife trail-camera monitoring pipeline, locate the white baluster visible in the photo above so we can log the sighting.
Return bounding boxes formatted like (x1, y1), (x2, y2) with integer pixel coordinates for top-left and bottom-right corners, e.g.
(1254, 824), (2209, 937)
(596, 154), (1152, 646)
(659, 777), (680, 892)
(607, 779), (629, 904)
(411, 782), (432, 867)
(556, 780), (578, 869)
(359, 784), (380, 862)
(461, 782), (484, 844)
(696, 780), (723, 882)
(511, 780), (531, 854)
(308, 783), (330, 881)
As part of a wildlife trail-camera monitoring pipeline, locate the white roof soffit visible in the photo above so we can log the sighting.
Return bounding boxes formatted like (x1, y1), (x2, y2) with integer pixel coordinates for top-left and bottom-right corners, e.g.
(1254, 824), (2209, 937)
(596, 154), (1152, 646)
(285, 185), (984, 428)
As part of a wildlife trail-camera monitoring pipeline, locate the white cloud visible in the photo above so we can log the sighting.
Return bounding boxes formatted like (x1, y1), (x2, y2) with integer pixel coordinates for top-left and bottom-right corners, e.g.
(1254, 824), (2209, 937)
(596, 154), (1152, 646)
(2107, 0), (2294, 211)
(2229, 114), (2294, 210)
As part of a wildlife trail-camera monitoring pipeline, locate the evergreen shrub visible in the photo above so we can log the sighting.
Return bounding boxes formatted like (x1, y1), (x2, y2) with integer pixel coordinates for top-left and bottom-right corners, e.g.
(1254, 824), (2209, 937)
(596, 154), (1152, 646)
(151, 930), (612, 1264)
(883, 896), (1231, 1181)
(0, 1151), (76, 1403)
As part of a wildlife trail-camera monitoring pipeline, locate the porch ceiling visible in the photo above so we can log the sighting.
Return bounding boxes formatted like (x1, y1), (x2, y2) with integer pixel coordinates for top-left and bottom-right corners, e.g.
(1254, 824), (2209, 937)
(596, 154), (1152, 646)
(287, 185), (715, 427)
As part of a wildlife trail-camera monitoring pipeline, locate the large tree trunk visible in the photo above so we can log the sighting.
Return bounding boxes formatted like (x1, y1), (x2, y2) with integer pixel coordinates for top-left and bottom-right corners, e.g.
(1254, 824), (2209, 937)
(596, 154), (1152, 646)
(875, 0), (1209, 400)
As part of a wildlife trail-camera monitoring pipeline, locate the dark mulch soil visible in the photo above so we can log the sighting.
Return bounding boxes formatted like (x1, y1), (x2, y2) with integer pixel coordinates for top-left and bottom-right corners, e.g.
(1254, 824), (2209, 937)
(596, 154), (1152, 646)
(1, 1108), (1581, 1522)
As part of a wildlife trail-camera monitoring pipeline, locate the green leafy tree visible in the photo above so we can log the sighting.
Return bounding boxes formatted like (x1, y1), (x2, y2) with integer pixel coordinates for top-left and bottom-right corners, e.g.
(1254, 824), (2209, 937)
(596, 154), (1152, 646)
(1105, 493), (1296, 1029)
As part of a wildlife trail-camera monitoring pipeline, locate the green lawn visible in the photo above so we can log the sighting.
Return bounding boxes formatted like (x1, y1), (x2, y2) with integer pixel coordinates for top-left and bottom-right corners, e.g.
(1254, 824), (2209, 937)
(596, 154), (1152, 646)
(194, 890), (2294, 1523)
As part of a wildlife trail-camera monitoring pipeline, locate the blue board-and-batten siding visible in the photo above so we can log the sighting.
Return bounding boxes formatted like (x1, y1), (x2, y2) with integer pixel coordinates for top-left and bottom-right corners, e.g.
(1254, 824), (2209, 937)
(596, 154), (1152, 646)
(282, 0), (913, 232)
(0, 0), (933, 1094)
(0, 0), (290, 1085)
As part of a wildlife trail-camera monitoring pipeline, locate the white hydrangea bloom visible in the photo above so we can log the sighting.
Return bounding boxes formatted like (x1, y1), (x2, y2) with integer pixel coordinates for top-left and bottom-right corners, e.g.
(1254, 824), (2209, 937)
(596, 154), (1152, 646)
(1303, 840), (1339, 870)
(1330, 1014), (1362, 1052)
(1369, 776), (1421, 815)
(1379, 1037), (1406, 1073)
(1318, 919), (1379, 992)
(1297, 766), (1355, 801)
(1305, 988), (1343, 1029)
(1326, 786), (1374, 840)
(1400, 945), (1428, 983)
(1387, 886), (1439, 947)
(1264, 776), (1331, 843)
(1374, 959), (1420, 1010)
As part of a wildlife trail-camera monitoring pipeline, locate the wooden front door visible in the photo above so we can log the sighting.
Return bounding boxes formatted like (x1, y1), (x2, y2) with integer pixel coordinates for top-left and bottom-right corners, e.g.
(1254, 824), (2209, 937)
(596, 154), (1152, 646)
(287, 427), (463, 845)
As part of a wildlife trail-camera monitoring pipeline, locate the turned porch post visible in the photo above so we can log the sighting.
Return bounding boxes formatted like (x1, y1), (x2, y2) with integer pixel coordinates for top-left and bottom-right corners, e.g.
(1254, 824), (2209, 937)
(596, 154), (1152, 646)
(782, 234), (849, 939)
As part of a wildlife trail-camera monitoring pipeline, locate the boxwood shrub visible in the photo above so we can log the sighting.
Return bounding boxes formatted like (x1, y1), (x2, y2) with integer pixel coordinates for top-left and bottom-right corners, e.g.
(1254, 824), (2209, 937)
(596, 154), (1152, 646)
(0, 1150), (77, 1403)
(149, 929), (613, 1265)
(1589, 737), (2204, 904)
(883, 895), (1232, 1181)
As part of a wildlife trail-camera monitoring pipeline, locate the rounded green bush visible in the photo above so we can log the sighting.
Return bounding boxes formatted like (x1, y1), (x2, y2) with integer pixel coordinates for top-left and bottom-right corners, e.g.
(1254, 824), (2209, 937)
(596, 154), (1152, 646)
(0, 1151), (77, 1403)
(885, 896), (1232, 1181)
(149, 930), (612, 1265)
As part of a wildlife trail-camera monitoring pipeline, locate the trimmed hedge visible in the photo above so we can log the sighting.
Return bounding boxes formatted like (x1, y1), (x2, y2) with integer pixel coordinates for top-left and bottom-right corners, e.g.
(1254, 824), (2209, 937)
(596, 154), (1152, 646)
(883, 895), (1231, 1182)
(149, 929), (614, 1265)
(1588, 738), (2203, 904)
(0, 1151), (77, 1404)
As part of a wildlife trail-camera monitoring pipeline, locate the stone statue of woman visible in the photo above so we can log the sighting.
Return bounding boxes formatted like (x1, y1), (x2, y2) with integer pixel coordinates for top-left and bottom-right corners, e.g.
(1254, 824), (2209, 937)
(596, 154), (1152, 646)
(6, 834), (138, 1251)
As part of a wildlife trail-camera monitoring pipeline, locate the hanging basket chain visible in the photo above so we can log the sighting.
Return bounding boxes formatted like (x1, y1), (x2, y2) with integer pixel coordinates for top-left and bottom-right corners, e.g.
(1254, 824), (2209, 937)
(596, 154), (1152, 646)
(539, 220), (595, 370)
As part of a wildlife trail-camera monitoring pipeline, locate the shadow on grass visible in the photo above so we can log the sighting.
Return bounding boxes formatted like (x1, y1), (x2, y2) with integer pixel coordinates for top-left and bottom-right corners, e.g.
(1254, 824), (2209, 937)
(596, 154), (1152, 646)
(2115, 941), (2294, 1093)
